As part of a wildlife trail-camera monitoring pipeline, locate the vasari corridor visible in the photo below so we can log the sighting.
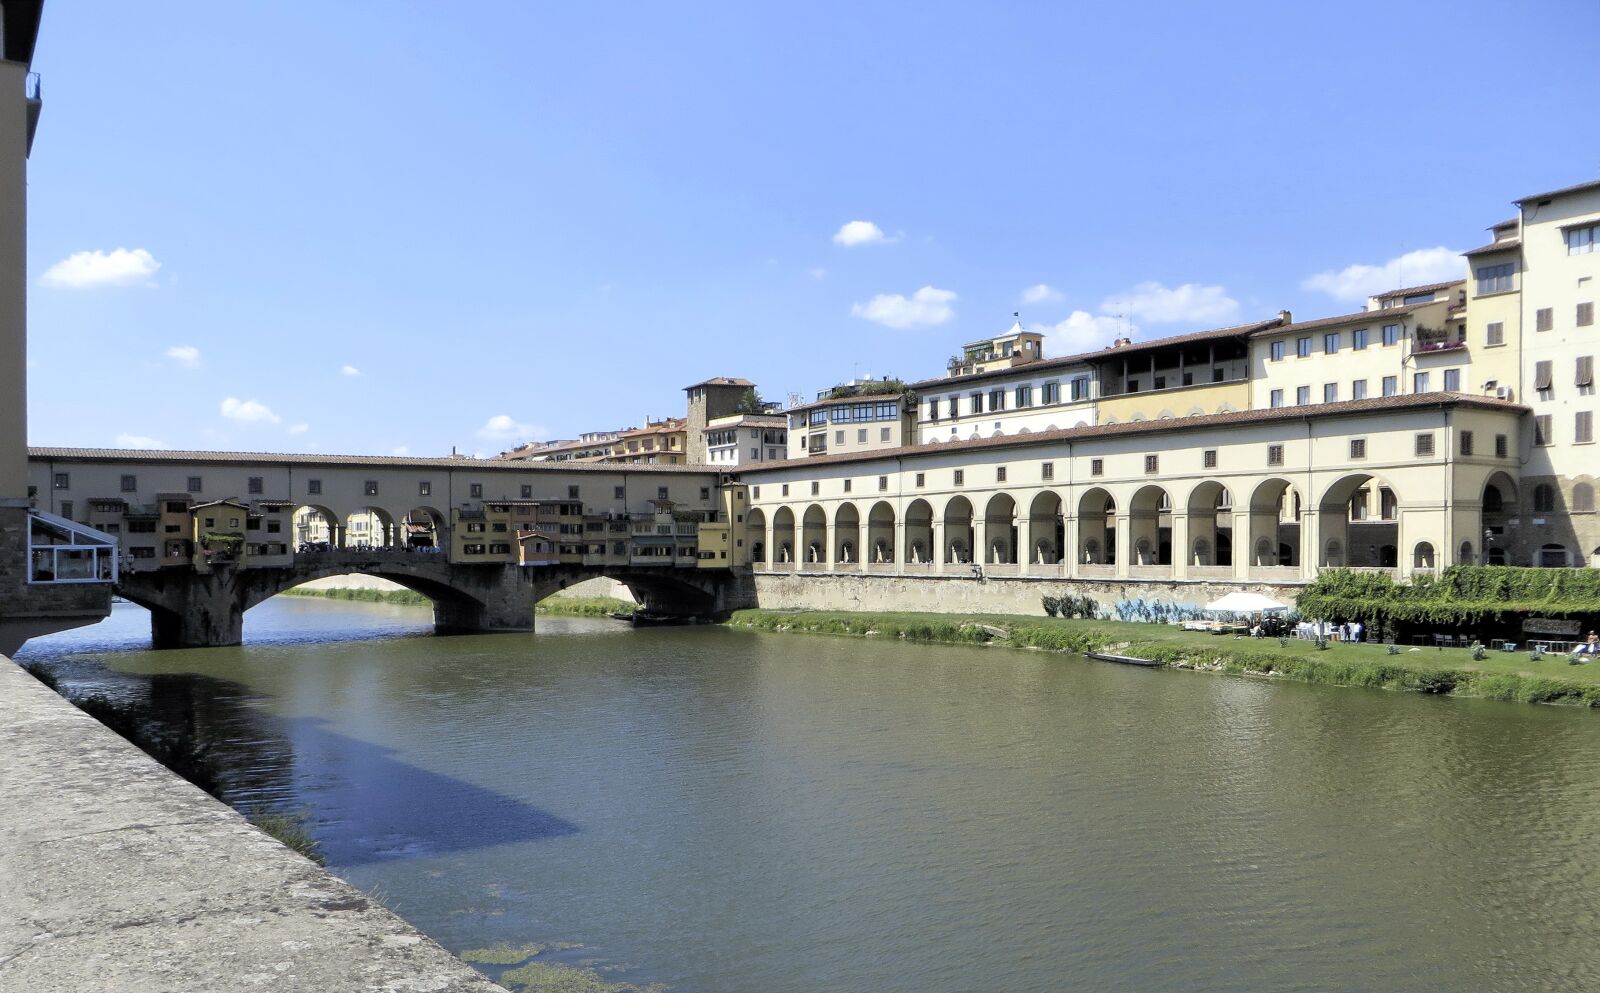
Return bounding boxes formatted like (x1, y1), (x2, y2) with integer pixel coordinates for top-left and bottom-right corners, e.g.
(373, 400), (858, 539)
(3, 2), (1600, 992)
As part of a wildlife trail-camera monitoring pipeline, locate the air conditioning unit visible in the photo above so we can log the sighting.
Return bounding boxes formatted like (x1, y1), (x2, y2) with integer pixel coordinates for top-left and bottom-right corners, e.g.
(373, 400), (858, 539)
(1494, 386), (1515, 400)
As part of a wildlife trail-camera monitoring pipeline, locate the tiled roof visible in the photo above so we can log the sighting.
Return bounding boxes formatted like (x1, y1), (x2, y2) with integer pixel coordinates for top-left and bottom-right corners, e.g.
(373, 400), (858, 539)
(1372, 279), (1464, 300)
(737, 392), (1525, 473)
(28, 447), (712, 474)
(785, 391), (911, 415)
(1249, 302), (1432, 337)
(684, 377), (756, 389)
(910, 318), (1285, 390)
(1463, 239), (1520, 257)
(1515, 178), (1600, 204)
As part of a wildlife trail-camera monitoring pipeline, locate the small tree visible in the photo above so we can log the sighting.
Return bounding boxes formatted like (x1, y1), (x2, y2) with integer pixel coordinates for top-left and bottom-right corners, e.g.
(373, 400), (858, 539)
(734, 387), (767, 414)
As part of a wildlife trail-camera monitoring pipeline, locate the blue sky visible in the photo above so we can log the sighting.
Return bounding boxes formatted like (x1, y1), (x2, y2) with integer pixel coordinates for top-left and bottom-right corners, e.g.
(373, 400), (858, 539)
(24, 0), (1600, 456)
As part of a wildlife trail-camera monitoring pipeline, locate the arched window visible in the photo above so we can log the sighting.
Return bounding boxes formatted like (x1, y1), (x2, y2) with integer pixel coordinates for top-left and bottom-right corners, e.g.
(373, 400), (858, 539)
(1539, 543), (1568, 567)
(1459, 540), (1474, 565)
(1135, 537), (1153, 564)
(1255, 536), (1274, 564)
(1083, 538), (1101, 564)
(1379, 544), (1398, 567)
(1325, 539), (1343, 566)
(1193, 537), (1211, 566)
(1413, 542), (1436, 569)
(1535, 484), (1556, 513)
(1575, 483), (1595, 513)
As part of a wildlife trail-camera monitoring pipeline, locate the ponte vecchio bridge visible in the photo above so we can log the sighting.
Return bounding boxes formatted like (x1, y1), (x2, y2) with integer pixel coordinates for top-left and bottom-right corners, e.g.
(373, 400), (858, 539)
(26, 448), (754, 648)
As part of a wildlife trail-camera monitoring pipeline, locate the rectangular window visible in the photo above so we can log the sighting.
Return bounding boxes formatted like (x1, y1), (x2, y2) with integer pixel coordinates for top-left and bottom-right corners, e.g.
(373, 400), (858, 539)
(1579, 411), (1595, 444)
(1413, 372), (1430, 393)
(954, 469), (965, 486)
(1580, 355), (1595, 389)
(1203, 449), (1217, 469)
(1536, 359), (1553, 394)
(1382, 324), (1400, 346)
(658, 486), (671, 500)
(1041, 461), (1055, 480)
(970, 392), (984, 415)
(1350, 439), (1366, 459)
(1568, 223), (1599, 256)
(751, 486), (760, 499)
(1488, 321), (1506, 344)
(878, 475), (888, 491)
(470, 483), (483, 498)
(1042, 382), (1060, 404)
(1324, 332), (1340, 354)
(1415, 433), (1434, 457)
(1382, 376), (1398, 397)
(248, 476), (263, 494)
(915, 473), (925, 488)
(1296, 385), (1310, 405)
(1475, 263), (1514, 295)
(928, 397), (940, 421)
(1352, 379), (1368, 400)
(365, 480), (379, 496)
(996, 467), (1007, 482)
(566, 484), (579, 499)
(1460, 430), (1474, 456)
(1270, 389), (1284, 408)
(1323, 383), (1338, 403)
(989, 389), (1006, 412)
(781, 483), (789, 496)
(187, 476), (203, 494)
(1070, 377), (1091, 401)
(810, 481), (820, 495)
(1536, 309), (1552, 333)
(700, 487), (711, 500)
(52, 472), (69, 489)
(835, 430), (844, 445)
(1580, 302), (1595, 328)
(948, 395), (961, 420)
(419, 481), (431, 497)
(1015, 385), (1033, 408)
(120, 474), (137, 492)
(1144, 454), (1158, 474)
(880, 427), (891, 442)
(1535, 415), (1552, 446)
(1352, 328), (1369, 350)
(1270, 340), (1285, 361)
(1296, 336), (1311, 358)
(308, 479), (322, 495)
(1444, 368), (1460, 392)
(1495, 434), (1508, 458)
(1090, 458), (1104, 477)
(1267, 444), (1284, 467)
(843, 479), (852, 493)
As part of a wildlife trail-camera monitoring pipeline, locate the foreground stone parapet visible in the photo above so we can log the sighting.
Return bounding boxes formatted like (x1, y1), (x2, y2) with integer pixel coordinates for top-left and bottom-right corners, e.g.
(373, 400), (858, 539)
(0, 657), (503, 993)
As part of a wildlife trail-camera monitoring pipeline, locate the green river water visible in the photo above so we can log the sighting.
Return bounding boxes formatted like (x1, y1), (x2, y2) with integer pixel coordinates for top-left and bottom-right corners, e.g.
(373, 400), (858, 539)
(17, 597), (1600, 993)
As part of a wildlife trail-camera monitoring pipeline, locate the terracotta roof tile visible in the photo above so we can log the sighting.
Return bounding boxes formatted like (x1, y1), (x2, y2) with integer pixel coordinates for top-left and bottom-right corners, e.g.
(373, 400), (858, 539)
(28, 447), (712, 473)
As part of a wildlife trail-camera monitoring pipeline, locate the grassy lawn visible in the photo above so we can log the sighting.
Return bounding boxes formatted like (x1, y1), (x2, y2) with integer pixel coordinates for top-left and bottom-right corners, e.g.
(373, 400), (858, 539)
(725, 609), (1600, 706)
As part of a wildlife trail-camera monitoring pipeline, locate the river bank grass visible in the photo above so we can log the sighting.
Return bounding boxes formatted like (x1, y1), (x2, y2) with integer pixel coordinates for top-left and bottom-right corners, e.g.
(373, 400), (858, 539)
(279, 587), (431, 606)
(534, 596), (636, 617)
(725, 609), (1600, 707)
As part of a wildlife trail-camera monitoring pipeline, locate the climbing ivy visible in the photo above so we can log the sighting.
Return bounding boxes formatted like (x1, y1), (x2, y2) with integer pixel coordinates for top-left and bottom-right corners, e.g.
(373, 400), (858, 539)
(1297, 566), (1600, 628)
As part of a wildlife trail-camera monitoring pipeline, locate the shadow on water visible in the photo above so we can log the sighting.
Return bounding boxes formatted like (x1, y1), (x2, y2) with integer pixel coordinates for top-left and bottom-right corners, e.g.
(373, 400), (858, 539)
(27, 663), (580, 868)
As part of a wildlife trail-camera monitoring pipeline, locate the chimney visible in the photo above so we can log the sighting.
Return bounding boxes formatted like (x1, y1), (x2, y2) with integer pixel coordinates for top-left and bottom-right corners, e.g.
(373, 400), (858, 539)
(1277, 309), (1293, 325)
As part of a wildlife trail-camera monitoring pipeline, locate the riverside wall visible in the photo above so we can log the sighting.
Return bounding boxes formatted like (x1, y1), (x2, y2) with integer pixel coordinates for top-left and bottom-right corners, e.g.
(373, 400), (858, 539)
(0, 656), (502, 993)
(753, 571), (1304, 614)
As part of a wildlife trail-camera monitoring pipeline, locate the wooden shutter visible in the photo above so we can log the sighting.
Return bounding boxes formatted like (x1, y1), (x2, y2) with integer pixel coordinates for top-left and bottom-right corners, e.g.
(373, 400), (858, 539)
(1579, 356), (1595, 387)
(1536, 360), (1553, 390)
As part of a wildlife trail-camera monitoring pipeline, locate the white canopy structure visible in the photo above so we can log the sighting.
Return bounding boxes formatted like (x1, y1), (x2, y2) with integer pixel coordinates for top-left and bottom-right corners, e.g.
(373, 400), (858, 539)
(1204, 591), (1289, 613)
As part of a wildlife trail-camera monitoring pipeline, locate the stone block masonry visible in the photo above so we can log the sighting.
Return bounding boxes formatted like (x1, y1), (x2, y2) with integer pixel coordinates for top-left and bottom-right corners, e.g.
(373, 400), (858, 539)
(753, 571), (1303, 615)
(0, 657), (503, 993)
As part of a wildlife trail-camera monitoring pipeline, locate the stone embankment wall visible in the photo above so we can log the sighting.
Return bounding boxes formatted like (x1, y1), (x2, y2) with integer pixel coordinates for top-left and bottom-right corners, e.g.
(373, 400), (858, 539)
(753, 572), (1303, 614)
(295, 573), (638, 603)
(0, 657), (501, 993)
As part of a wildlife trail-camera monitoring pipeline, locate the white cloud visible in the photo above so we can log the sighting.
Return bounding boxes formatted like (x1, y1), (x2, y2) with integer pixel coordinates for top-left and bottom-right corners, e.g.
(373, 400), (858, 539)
(476, 414), (546, 441)
(391, 446), (409, 456)
(41, 247), (162, 289)
(851, 285), (957, 330)
(287, 422), (310, 435)
(165, 344), (201, 368)
(1301, 246), (1464, 303)
(832, 220), (892, 247)
(340, 364), (362, 377)
(220, 397), (281, 424)
(1021, 283), (1062, 305)
(807, 267), (827, 280)
(115, 433), (165, 449)
(1103, 281), (1240, 325)
(1042, 311), (1138, 353)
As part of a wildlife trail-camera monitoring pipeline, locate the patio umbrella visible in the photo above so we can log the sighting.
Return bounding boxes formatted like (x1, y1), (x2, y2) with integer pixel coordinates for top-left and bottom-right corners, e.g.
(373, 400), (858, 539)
(1205, 591), (1290, 613)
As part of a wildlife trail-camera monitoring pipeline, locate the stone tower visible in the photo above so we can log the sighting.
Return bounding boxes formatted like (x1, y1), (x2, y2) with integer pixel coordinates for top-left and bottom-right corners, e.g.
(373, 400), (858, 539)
(683, 378), (758, 464)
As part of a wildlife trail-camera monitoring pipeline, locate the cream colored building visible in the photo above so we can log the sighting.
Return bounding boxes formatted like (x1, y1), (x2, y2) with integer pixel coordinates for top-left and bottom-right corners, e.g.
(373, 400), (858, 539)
(704, 412), (787, 467)
(787, 384), (916, 459)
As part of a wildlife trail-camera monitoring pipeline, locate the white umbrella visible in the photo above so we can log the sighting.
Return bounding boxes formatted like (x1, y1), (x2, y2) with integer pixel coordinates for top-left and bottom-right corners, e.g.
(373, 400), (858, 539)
(1205, 591), (1289, 613)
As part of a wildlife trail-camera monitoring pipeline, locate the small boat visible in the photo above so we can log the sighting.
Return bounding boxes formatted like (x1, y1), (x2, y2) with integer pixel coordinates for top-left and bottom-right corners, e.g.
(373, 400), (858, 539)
(607, 611), (634, 621)
(630, 610), (691, 627)
(1086, 651), (1163, 668)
